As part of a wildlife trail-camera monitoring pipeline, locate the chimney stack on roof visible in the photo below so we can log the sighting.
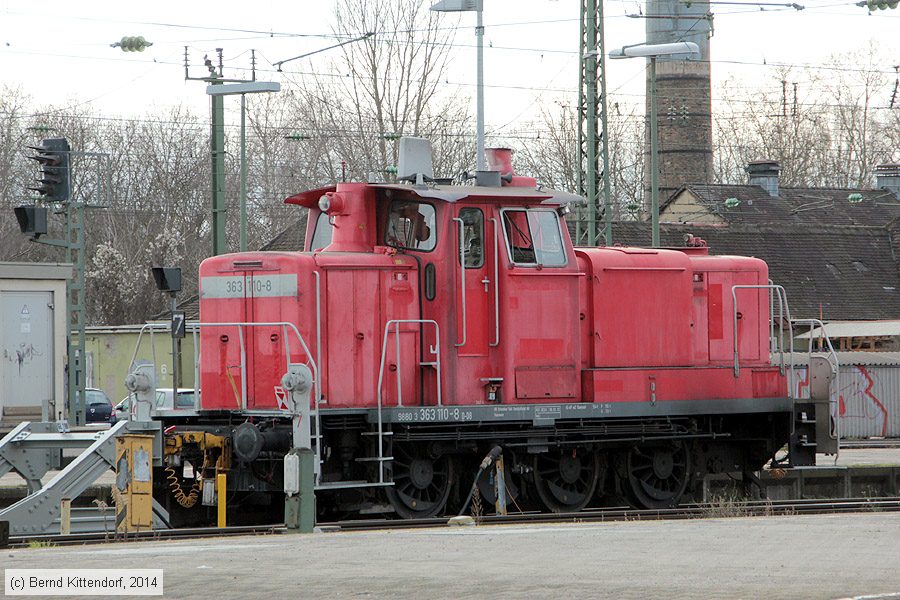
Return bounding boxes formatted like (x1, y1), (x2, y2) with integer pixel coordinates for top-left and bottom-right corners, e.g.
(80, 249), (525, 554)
(746, 160), (780, 197)
(875, 163), (900, 199)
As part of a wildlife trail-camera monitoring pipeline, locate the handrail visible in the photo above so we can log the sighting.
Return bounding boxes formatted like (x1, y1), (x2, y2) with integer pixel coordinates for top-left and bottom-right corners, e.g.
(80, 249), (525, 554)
(376, 319), (442, 409)
(490, 217), (500, 347)
(792, 318), (841, 463)
(453, 217), (467, 347)
(767, 279), (777, 355)
(312, 271), (324, 482)
(731, 284), (792, 387)
(128, 320), (320, 415)
(313, 271), (323, 400)
(128, 322), (201, 390)
(198, 321), (320, 413)
(375, 319), (442, 485)
(237, 326), (247, 410)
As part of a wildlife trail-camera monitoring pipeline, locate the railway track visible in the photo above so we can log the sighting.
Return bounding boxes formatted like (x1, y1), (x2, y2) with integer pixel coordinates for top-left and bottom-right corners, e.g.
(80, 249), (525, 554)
(7, 497), (900, 548)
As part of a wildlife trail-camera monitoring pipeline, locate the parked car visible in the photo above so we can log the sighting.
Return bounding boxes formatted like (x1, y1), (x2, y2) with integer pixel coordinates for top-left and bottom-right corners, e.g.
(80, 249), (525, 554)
(81, 388), (115, 424)
(115, 388), (199, 419)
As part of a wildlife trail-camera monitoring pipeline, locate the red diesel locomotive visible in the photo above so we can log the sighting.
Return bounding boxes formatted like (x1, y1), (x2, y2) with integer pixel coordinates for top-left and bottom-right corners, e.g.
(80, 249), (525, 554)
(160, 141), (815, 523)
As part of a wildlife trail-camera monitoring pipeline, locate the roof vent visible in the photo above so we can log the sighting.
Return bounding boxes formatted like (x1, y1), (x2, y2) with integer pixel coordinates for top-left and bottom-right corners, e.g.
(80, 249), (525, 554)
(397, 137), (434, 185)
(875, 163), (900, 199)
(484, 146), (537, 188)
(746, 160), (780, 198)
(486, 147), (514, 176)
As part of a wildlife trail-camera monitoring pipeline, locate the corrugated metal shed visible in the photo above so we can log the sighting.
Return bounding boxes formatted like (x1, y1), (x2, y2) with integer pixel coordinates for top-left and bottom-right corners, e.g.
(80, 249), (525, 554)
(789, 352), (900, 438)
(789, 351), (900, 366)
(795, 321), (900, 339)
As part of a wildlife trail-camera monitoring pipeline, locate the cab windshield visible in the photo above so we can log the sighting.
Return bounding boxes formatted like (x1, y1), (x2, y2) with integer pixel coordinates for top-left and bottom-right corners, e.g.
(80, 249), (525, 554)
(502, 208), (567, 267)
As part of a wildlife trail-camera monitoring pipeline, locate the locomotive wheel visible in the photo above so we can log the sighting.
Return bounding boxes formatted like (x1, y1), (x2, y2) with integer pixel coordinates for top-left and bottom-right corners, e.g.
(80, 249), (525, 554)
(533, 448), (600, 513)
(386, 444), (452, 519)
(624, 442), (691, 509)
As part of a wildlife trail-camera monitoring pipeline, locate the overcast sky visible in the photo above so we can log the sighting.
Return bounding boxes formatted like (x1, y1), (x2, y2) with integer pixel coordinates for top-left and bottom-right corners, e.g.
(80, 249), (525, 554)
(1, 0), (897, 142)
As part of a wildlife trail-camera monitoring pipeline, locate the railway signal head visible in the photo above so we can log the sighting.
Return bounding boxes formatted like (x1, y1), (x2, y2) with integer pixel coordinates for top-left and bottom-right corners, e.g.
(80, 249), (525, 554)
(151, 266), (182, 296)
(27, 137), (71, 202)
(13, 205), (48, 238)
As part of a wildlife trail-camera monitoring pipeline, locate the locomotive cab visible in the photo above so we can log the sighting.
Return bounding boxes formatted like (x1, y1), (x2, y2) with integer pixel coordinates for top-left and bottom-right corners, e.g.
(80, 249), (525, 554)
(285, 145), (585, 411)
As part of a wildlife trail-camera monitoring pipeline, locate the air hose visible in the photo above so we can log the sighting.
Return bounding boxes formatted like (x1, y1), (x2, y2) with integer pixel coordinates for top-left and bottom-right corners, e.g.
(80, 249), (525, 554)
(457, 446), (502, 516)
(165, 465), (203, 508)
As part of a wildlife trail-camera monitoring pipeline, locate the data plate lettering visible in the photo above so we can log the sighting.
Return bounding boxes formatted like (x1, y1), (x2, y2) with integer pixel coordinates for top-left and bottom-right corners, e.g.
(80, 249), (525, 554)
(201, 274), (298, 299)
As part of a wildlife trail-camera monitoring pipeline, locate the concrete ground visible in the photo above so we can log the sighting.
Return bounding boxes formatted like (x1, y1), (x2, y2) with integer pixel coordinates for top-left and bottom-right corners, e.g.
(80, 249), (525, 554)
(3, 513), (900, 599)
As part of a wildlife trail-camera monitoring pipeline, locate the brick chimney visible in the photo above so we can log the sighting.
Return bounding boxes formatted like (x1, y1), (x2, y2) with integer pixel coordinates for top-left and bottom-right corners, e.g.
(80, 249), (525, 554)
(875, 163), (900, 199)
(746, 160), (780, 197)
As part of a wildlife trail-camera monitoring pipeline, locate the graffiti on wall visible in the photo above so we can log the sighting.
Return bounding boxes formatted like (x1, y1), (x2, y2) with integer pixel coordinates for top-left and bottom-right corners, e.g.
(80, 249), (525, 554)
(839, 366), (889, 437)
(3, 343), (43, 376)
(795, 365), (893, 438)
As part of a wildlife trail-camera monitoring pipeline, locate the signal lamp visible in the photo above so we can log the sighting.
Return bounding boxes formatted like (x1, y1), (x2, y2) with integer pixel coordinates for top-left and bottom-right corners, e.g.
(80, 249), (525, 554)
(27, 137), (71, 202)
(151, 266), (182, 295)
(13, 205), (48, 238)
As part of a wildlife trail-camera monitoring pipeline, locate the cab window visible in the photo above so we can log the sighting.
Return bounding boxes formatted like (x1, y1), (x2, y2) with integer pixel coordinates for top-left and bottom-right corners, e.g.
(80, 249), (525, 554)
(458, 208), (484, 269)
(310, 212), (333, 251)
(386, 201), (436, 252)
(502, 208), (567, 267)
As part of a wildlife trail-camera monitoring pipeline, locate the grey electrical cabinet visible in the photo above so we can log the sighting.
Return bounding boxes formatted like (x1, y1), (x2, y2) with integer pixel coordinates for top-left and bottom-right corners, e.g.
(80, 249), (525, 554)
(0, 263), (71, 428)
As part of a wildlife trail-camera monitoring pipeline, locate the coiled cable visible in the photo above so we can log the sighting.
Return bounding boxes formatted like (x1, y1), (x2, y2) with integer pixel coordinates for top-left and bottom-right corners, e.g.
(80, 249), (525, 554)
(165, 465), (202, 508)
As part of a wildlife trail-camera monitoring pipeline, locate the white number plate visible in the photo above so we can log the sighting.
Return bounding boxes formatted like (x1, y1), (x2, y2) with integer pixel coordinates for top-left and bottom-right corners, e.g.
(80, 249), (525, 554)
(201, 274), (298, 299)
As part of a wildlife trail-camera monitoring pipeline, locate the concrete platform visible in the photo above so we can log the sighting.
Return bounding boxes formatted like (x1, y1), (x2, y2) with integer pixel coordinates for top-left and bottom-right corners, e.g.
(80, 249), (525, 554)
(4, 513), (900, 599)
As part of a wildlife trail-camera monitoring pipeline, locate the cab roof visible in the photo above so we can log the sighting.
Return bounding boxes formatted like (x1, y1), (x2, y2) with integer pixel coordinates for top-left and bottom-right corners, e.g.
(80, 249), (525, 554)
(285, 183), (585, 209)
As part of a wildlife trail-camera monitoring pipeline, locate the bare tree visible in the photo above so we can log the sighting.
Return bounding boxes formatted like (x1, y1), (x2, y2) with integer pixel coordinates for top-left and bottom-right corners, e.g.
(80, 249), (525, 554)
(285, 0), (471, 182)
(511, 99), (645, 219)
(714, 47), (897, 188)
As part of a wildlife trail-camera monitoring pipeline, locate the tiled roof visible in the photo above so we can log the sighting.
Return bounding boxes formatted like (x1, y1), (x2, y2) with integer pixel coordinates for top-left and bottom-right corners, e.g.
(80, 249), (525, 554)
(259, 213), (307, 252)
(665, 183), (900, 227)
(608, 221), (900, 321)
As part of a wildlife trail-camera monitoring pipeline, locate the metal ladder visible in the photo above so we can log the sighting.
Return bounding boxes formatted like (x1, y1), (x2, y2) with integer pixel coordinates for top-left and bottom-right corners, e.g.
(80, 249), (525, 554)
(0, 420), (170, 535)
(314, 319), (443, 491)
(733, 284), (840, 465)
(790, 318), (841, 462)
